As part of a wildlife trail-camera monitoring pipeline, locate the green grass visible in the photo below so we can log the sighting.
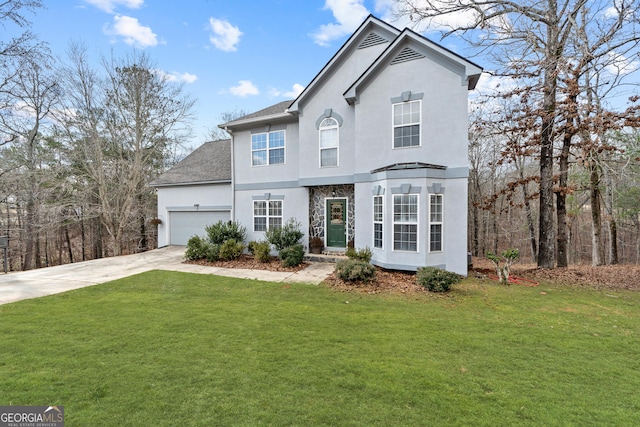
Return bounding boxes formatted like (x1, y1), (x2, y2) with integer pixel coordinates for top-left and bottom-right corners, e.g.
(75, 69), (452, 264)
(1, 271), (639, 426)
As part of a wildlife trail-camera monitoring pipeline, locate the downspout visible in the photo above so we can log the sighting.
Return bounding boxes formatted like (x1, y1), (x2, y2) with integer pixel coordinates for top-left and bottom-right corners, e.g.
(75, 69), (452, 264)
(226, 127), (235, 221)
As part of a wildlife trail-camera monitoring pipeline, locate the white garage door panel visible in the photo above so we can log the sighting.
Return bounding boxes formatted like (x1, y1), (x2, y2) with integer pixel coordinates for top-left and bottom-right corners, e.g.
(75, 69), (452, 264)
(169, 211), (230, 245)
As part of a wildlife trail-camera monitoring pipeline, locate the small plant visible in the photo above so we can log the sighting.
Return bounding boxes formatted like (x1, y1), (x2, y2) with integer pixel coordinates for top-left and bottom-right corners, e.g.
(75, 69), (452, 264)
(206, 220), (247, 245)
(335, 259), (376, 282)
(487, 249), (520, 285)
(219, 239), (245, 261)
(252, 240), (272, 263)
(279, 244), (304, 267)
(346, 246), (373, 263)
(416, 267), (461, 292)
(185, 235), (208, 260)
(266, 218), (304, 251)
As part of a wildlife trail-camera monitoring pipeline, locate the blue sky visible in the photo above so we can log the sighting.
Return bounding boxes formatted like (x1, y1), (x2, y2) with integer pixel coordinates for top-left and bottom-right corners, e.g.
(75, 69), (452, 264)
(15, 0), (428, 145)
(10, 0), (639, 147)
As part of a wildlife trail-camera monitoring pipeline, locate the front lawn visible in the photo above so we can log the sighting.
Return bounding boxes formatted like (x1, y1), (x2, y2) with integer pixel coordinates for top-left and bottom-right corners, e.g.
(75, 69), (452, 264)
(1, 271), (639, 426)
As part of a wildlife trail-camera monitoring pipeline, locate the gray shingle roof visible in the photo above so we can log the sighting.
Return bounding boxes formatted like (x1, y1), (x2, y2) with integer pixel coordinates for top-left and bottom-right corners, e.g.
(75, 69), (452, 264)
(221, 100), (294, 127)
(150, 139), (231, 187)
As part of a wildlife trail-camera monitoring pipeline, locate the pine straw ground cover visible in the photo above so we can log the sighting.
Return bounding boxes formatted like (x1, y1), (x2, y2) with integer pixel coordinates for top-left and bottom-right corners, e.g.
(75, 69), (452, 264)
(186, 254), (640, 293)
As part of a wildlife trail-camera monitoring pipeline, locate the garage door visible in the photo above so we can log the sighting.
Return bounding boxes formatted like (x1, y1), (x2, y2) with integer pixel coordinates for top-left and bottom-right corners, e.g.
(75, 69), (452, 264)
(169, 211), (231, 245)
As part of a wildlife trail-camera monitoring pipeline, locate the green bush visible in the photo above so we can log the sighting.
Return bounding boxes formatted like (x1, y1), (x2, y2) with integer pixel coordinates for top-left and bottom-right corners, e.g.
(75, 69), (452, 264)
(247, 241), (258, 255)
(335, 259), (376, 282)
(416, 267), (461, 292)
(279, 244), (304, 267)
(219, 239), (245, 261)
(185, 235), (208, 260)
(204, 244), (221, 262)
(206, 220), (247, 245)
(265, 218), (303, 251)
(252, 241), (272, 263)
(346, 246), (373, 263)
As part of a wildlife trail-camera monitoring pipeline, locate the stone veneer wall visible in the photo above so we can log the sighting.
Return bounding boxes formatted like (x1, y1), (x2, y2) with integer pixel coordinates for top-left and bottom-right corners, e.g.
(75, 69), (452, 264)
(308, 184), (355, 244)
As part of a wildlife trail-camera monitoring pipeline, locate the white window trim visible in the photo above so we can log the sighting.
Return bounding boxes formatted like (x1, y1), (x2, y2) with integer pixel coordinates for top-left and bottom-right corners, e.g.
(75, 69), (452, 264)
(373, 195), (383, 249)
(319, 117), (339, 168)
(392, 194), (419, 252)
(429, 194), (443, 253)
(253, 200), (283, 232)
(392, 99), (422, 149)
(251, 130), (286, 167)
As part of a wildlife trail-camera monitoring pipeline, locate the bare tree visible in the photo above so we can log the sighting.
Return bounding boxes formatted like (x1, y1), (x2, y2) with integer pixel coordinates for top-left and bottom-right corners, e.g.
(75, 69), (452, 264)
(0, 51), (60, 269)
(395, 0), (640, 268)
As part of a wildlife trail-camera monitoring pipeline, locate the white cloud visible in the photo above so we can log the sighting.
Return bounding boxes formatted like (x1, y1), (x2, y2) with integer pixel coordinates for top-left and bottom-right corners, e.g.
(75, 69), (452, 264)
(208, 18), (243, 52)
(229, 80), (259, 97)
(604, 51), (640, 76)
(269, 83), (305, 98)
(105, 15), (158, 47)
(311, 0), (370, 46)
(154, 69), (198, 84)
(84, 0), (143, 13)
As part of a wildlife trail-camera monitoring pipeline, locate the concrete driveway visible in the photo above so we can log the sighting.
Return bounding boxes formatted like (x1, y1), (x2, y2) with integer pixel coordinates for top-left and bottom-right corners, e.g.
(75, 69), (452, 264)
(0, 246), (334, 305)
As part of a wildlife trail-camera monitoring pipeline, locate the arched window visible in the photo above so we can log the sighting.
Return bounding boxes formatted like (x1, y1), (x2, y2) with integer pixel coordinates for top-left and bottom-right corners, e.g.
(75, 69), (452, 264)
(319, 117), (339, 167)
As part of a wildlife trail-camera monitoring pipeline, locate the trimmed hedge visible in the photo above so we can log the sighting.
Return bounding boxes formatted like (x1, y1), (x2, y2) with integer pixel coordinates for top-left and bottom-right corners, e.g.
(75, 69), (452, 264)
(335, 259), (376, 282)
(416, 267), (461, 292)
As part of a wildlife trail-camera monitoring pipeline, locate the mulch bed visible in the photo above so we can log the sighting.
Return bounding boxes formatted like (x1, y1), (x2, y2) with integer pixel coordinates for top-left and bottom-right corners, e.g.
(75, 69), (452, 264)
(185, 254), (640, 293)
(184, 254), (309, 272)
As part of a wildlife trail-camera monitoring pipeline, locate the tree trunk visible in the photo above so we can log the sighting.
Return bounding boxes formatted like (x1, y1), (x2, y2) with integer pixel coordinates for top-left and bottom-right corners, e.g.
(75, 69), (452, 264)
(538, 13), (559, 269)
(589, 158), (604, 266)
(556, 129), (572, 267)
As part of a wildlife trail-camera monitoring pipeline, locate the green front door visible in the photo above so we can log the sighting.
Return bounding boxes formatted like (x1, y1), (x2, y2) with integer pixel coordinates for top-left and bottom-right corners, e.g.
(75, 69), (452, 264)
(326, 199), (346, 247)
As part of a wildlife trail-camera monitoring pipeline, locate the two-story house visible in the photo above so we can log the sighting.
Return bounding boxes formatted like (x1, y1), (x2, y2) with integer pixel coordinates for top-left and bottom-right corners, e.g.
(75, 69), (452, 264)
(152, 15), (481, 275)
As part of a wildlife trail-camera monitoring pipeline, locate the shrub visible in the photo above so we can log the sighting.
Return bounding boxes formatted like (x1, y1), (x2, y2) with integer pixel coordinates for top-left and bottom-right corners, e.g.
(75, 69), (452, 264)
(185, 235), (208, 260)
(346, 246), (373, 263)
(279, 244), (304, 267)
(265, 218), (304, 251)
(219, 239), (245, 261)
(252, 240), (272, 263)
(206, 220), (247, 245)
(416, 267), (461, 292)
(247, 241), (258, 255)
(335, 259), (376, 282)
(204, 244), (221, 262)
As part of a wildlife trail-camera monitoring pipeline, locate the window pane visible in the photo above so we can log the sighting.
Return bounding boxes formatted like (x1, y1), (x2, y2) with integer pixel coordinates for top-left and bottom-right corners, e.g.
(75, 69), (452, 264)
(254, 201), (266, 216)
(251, 134), (266, 150)
(254, 217), (266, 232)
(430, 195), (442, 222)
(269, 148), (285, 164)
(373, 197), (383, 222)
(269, 201), (282, 216)
(374, 223), (383, 249)
(320, 117), (338, 128)
(269, 131), (285, 148)
(252, 150), (267, 166)
(320, 148), (338, 167)
(269, 217), (282, 229)
(430, 224), (442, 251)
(394, 224), (417, 251)
(320, 128), (338, 148)
(394, 125), (420, 148)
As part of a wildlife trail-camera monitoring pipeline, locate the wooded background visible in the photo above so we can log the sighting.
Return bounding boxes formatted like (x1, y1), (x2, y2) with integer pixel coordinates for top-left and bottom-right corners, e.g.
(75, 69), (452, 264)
(1, 0), (639, 271)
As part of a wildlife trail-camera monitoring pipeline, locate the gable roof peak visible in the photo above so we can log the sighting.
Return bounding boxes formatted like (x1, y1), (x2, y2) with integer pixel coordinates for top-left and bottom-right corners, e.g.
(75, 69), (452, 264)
(288, 15), (400, 114)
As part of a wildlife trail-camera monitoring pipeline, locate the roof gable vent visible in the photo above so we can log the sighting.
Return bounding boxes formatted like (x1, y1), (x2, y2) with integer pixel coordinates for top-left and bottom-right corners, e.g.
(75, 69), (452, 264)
(391, 47), (425, 65)
(358, 32), (389, 49)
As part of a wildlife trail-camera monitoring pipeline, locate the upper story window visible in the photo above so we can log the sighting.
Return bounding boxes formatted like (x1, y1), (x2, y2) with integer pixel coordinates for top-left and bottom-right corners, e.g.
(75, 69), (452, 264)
(392, 100), (421, 148)
(319, 117), (339, 167)
(252, 130), (285, 166)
